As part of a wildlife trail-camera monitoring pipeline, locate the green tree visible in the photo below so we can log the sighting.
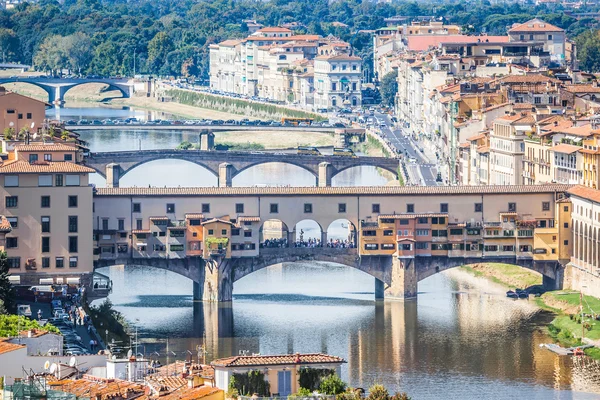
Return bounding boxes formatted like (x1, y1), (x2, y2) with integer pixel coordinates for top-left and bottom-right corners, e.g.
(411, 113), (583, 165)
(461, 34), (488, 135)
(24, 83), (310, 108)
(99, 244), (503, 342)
(64, 32), (93, 75)
(319, 374), (347, 395)
(0, 29), (19, 63)
(576, 30), (600, 72)
(379, 72), (398, 108)
(33, 35), (68, 76)
(148, 31), (175, 74)
(0, 251), (15, 313)
(367, 385), (389, 400)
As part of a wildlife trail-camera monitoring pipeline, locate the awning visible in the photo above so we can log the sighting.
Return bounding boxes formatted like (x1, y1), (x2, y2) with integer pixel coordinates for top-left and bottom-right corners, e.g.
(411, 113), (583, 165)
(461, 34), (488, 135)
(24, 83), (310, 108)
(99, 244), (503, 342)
(32, 285), (53, 292)
(8, 275), (20, 284)
(66, 277), (80, 284)
(39, 278), (53, 285)
(136, 242), (147, 247)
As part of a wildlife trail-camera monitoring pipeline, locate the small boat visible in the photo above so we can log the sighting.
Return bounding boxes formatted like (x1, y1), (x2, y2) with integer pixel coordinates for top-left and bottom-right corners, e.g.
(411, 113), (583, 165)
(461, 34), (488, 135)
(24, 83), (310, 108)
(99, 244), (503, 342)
(506, 290), (518, 299)
(518, 291), (529, 299)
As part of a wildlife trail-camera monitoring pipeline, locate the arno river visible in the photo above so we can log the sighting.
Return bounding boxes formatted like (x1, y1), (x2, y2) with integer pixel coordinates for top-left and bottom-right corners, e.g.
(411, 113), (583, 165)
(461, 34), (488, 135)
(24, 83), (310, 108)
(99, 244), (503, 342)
(54, 106), (600, 399)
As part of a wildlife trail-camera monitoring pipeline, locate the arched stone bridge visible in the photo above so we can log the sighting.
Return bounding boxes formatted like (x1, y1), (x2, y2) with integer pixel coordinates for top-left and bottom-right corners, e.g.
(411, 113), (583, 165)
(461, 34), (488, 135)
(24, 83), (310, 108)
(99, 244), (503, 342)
(0, 77), (134, 105)
(84, 149), (401, 187)
(94, 248), (564, 302)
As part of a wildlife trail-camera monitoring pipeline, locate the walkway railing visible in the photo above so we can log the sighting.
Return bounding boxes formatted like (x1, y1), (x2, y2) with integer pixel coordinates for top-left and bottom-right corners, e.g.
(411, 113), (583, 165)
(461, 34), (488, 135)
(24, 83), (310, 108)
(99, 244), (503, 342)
(239, 395), (337, 400)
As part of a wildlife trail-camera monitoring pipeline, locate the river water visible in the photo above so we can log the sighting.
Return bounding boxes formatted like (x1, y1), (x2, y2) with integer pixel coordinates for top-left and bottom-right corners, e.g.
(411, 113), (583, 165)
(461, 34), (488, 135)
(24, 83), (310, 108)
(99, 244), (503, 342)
(56, 107), (600, 399)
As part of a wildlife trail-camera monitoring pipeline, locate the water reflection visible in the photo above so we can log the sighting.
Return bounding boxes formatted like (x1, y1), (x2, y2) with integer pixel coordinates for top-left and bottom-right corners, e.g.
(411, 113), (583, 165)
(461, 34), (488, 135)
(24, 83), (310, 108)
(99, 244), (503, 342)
(96, 263), (600, 399)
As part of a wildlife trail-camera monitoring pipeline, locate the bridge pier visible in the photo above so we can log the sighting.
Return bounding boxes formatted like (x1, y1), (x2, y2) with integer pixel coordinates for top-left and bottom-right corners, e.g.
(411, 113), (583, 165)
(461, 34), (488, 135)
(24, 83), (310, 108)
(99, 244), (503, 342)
(375, 279), (385, 300)
(385, 257), (418, 299)
(218, 163), (233, 187)
(193, 281), (202, 301)
(199, 130), (215, 151)
(318, 162), (333, 187)
(106, 163), (122, 188)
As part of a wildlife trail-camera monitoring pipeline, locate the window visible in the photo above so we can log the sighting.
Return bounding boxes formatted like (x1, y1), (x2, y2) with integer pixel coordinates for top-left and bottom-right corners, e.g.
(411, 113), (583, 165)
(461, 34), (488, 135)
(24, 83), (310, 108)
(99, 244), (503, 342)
(231, 228), (240, 236)
(69, 216), (78, 233)
(270, 203), (279, 213)
(69, 196), (78, 208)
(564, 206), (569, 212)
(42, 237), (50, 253)
(304, 203), (313, 213)
(417, 217), (428, 224)
(338, 203), (346, 213)
(467, 228), (480, 235)
(189, 219), (201, 226)
(202, 203), (210, 213)
(69, 257), (78, 268)
(221, 229), (227, 235)
(29, 154), (38, 163)
(542, 202), (550, 211)
(208, 229), (214, 235)
(352, 64), (357, 71)
(538, 220), (547, 228)
(362, 230), (376, 236)
(508, 202), (516, 212)
(364, 243), (378, 250)
(416, 242), (428, 249)
(8, 257), (20, 269)
(136, 219), (142, 230)
(64, 154), (73, 161)
(55, 174), (63, 186)
(26, 112), (32, 119)
(475, 203), (483, 212)
(484, 245), (498, 252)
(332, 82), (337, 91)
(4, 176), (18, 187)
(449, 228), (463, 235)
(69, 236), (78, 253)
(440, 203), (448, 213)
(166, 203), (175, 213)
(44, 154), (51, 161)
(170, 230), (185, 237)
(383, 230), (394, 236)
(6, 237), (17, 248)
(397, 219), (408, 226)
(548, 34), (553, 40)
(118, 219), (125, 231)
(132, 203), (141, 213)
(407, 204), (414, 213)
(6, 217), (17, 228)
(17, 113), (22, 119)
(65, 175), (80, 186)
(564, 222), (569, 228)
(400, 243), (412, 251)
(170, 244), (184, 251)
(502, 245), (515, 252)
(41, 216), (50, 233)
(564, 240), (569, 246)
(432, 230), (447, 237)
(416, 229), (429, 236)
(244, 231), (252, 237)
(42, 257), (50, 269)
(236, 203), (244, 213)
(41, 196), (50, 208)
(382, 244), (395, 250)
(372, 204), (380, 213)
(352, 82), (357, 91)
(5, 196), (18, 208)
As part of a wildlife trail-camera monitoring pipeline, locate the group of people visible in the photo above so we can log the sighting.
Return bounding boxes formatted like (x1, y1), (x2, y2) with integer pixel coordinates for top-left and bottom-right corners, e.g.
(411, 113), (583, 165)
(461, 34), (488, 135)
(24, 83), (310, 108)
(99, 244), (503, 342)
(261, 238), (355, 249)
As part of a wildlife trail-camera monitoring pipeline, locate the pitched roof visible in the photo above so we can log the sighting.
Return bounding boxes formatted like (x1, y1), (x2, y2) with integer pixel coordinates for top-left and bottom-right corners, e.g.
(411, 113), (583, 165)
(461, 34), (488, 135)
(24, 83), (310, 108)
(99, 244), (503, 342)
(238, 216), (260, 222)
(0, 339), (25, 355)
(160, 385), (221, 400)
(256, 27), (293, 33)
(15, 144), (78, 152)
(564, 84), (600, 94)
(568, 185), (600, 203)
(185, 213), (204, 219)
(201, 218), (235, 226)
(509, 19), (564, 33)
(218, 39), (243, 47)
(212, 353), (345, 367)
(551, 143), (581, 154)
(0, 160), (94, 174)
(95, 184), (573, 197)
(316, 54), (361, 61)
(499, 74), (558, 84)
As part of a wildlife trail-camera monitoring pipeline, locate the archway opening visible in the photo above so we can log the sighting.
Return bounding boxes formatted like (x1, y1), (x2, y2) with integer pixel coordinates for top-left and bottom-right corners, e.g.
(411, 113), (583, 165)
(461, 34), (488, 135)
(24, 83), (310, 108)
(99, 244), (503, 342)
(260, 219), (289, 248)
(232, 162), (316, 187)
(332, 165), (394, 187)
(326, 219), (357, 248)
(89, 159), (218, 188)
(63, 82), (125, 104)
(0, 82), (49, 102)
(293, 219), (323, 247)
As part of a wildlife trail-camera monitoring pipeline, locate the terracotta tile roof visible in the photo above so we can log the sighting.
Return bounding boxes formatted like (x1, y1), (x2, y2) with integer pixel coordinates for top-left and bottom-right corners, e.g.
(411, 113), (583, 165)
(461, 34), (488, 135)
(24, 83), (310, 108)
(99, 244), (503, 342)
(15, 144), (77, 152)
(146, 376), (187, 392)
(477, 146), (490, 154)
(459, 142), (470, 149)
(568, 185), (600, 203)
(316, 54), (361, 61)
(0, 216), (12, 233)
(0, 160), (94, 174)
(212, 353), (345, 367)
(201, 218), (235, 226)
(508, 19), (564, 33)
(551, 143), (582, 154)
(161, 386), (221, 400)
(580, 148), (600, 154)
(499, 74), (558, 84)
(51, 378), (147, 400)
(238, 216), (260, 222)
(256, 27), (293, 33)
(513, 102), (534, 110)
(467, 133), (487, 141)
(564, 84), (600, 94)
(218, 39), (243, 47)
(379, 213), (448, 219)
(95, 184), (573, 197)
(18, 329), (53, 338)
(406, 35), (508, 51)
(0, 339), (25, 355)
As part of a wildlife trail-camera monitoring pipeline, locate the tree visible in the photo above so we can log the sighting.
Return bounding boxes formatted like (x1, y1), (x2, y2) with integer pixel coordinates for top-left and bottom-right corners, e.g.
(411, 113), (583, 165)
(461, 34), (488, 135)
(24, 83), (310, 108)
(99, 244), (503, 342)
(319, 374), (347, 395)
(148, 32), (175, 74)
(380, 72), (398, 108)
(33, 35), (68, 76)
(0, 251), (15, 313)
(366, 385), (389, 400)
(0, 29), (19, 63)
(64, 32), (93, 75)
(576, 30), (600, 73)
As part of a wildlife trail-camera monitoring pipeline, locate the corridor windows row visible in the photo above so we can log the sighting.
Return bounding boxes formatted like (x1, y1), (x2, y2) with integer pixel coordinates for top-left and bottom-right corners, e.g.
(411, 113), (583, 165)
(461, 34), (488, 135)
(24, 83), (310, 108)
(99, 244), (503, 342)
(6, 256), (78, 269)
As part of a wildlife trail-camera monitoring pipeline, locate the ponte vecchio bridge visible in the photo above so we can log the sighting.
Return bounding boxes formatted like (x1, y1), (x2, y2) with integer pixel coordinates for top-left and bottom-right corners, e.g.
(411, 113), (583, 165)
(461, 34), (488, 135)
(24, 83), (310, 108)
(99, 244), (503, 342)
(84, 149), (401, 187)
(92, 184), (573, 302)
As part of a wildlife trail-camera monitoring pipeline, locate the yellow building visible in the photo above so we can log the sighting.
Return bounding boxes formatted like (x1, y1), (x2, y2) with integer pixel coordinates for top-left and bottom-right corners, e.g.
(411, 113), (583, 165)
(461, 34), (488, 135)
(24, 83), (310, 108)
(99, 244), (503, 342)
(581, 131), (600, 189)
(201, 218), (234, 258)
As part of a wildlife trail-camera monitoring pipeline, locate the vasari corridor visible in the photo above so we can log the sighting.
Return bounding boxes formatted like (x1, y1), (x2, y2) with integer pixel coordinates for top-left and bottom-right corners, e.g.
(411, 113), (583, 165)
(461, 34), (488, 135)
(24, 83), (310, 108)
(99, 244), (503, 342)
(4, 1), (600, 399)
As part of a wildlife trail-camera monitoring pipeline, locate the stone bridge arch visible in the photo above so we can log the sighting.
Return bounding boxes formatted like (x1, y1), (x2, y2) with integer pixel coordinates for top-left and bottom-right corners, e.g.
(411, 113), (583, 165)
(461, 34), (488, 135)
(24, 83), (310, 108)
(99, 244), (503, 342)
(61, 81), (132, 100)
(229, 161), (319, 185)
(331, 163), (399, 179)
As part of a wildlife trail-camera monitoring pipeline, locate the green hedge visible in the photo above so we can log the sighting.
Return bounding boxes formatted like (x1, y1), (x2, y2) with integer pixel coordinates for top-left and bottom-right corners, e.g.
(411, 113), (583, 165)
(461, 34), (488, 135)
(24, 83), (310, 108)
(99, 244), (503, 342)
(166, 89), (325, 121)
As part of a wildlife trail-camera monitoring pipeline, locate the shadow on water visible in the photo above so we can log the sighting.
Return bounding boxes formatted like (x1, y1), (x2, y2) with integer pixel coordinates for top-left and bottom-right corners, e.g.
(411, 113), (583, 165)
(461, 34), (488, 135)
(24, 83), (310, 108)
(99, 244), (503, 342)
(118, 295), (193, 308)
(232, 293), (376, 305)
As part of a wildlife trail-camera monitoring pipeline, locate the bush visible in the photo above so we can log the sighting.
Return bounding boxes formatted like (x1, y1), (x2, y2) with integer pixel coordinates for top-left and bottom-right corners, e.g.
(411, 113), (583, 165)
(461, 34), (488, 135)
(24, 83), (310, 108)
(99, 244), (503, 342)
(229, 370), (270, 396)
(0, 314), (60, 336)
(366, 385), (389, 400)
(299, 368), (334, 391)
(389, 393), (411, 400)
(177, 141), (195, 150)
(320, 375), (347, 395)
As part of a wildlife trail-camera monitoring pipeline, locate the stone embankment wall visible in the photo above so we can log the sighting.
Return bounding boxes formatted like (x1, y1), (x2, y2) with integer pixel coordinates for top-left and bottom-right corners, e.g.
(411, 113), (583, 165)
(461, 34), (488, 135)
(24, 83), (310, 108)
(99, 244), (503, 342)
(564, 263), (600, 298)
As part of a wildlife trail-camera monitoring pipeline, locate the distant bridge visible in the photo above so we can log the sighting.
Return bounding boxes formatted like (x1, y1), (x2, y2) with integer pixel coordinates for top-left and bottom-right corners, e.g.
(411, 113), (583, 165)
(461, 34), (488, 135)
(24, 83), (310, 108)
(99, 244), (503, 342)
(66, 124), (337, 133)
(84, 149), (401, 187)
(0, 77), (134, 105)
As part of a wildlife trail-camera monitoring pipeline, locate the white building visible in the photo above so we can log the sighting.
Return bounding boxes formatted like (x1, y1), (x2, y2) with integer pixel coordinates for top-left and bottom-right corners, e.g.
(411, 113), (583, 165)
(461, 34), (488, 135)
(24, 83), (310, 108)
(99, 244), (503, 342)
(314, 54), (362, 109)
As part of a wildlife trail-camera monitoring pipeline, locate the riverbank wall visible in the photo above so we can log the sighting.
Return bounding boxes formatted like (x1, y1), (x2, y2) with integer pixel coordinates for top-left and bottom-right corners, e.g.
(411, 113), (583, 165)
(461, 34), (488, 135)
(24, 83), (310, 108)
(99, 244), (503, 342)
(564, 263), (600, 299)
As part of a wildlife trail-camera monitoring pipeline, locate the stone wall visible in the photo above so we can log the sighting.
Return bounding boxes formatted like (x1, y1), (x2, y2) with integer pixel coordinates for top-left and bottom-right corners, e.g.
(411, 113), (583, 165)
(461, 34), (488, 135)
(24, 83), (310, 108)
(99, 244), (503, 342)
(564, 263), (600, 298)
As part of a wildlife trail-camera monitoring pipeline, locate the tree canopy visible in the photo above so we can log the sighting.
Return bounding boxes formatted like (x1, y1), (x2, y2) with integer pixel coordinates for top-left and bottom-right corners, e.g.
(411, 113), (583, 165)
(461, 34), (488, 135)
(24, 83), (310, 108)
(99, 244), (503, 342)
(380, 72), (398, 108)
(1, 0), (600, 77)
(0, 251), (14, 314)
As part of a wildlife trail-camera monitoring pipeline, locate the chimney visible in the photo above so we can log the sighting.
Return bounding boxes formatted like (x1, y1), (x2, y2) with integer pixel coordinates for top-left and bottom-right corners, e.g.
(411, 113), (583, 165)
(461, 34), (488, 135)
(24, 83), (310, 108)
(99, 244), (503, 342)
(554, 121), (558, 127)
(27, 330), (33, 338)
(0, 86), (5, 95)
(295, 353), (301, 363)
